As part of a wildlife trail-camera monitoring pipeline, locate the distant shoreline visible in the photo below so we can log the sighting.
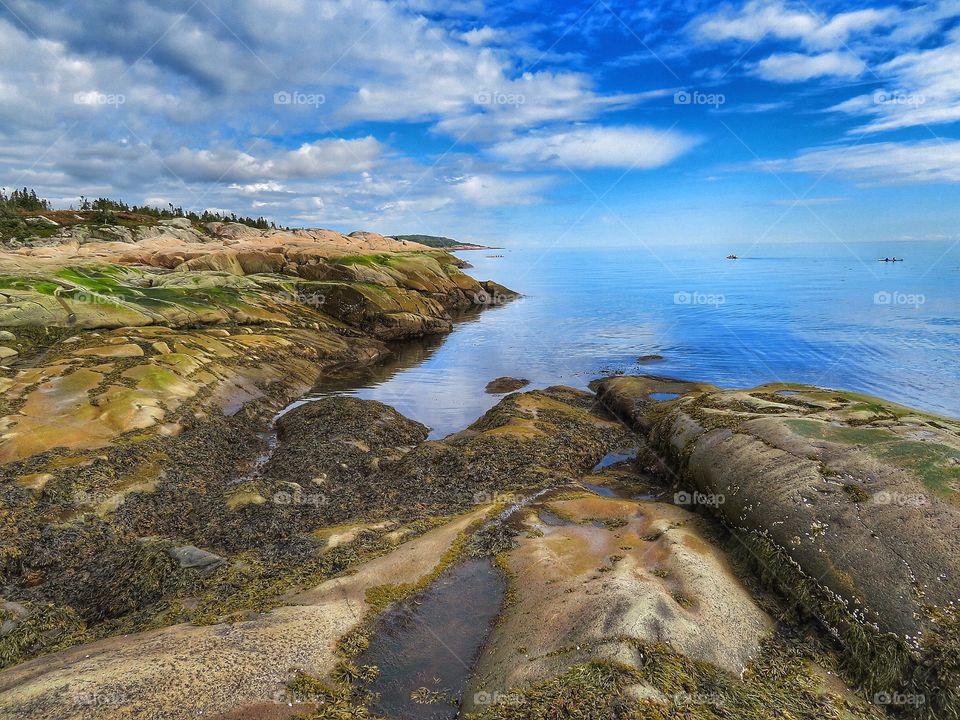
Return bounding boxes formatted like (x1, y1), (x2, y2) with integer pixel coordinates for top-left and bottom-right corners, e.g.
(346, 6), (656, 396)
(447, 243), (501, 251)
(391, 233), (499, 251)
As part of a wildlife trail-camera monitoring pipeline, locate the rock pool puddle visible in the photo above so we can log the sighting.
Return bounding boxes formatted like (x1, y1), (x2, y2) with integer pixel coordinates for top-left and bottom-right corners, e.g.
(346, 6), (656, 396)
(358, 558), (506, 720)
(536, 508), (575, 526)
(580, 481), (667, 502)
(354, 478), (680, 719)
(591, 446), (638, 471)
(649, 391), (680, 401)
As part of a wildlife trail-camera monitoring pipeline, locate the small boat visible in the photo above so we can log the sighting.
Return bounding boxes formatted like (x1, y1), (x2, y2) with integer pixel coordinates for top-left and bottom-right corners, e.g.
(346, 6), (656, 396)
(726, 254), (738, 260)
(878, 257), (904, 262)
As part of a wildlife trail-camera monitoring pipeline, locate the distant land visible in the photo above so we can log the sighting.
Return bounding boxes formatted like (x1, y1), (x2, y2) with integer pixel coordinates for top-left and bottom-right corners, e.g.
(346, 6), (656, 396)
(392, 234), (493, 250)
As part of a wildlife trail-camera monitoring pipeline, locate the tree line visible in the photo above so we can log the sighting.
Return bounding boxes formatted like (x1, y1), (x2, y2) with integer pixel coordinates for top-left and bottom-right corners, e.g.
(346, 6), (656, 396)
(1, 187), (279, 230)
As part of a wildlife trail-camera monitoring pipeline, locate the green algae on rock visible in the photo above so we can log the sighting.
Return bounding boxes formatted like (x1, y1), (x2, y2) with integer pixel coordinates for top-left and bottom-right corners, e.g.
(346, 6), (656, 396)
(595, 375), (960, 718)
(0, 228), (518, 677)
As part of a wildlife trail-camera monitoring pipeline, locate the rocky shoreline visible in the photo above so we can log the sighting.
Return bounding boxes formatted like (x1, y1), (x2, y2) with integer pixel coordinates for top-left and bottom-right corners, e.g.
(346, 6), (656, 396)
(0, 221), (958, 719)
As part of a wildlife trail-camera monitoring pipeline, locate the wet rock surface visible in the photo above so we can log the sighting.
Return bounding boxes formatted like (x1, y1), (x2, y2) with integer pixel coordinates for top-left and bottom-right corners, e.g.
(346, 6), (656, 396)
(0, 229), (518, 677)
(0, 383), (636, 719)
(0, 223), (954, 720)
(596, 374), (960, 717)
(484, 377), (530, 394)
(0, 380), (893, 720)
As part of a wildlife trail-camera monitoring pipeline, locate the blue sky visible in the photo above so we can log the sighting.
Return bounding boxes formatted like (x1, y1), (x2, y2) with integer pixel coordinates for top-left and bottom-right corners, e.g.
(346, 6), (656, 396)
(1, 0), (959, 246)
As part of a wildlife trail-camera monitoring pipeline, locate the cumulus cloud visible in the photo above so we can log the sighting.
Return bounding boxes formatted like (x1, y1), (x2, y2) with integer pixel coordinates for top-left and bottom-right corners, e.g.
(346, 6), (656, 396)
(490, 125), (700, 170)
(0, 0), (690, 227)
(164, 137), (384, 185)
(688, 0), (893, 49)
(753, 51), (866, 82)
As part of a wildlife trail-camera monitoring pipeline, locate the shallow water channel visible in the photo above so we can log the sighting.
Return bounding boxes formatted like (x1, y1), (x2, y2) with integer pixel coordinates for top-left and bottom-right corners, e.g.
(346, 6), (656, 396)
(357, 558), (506, 720)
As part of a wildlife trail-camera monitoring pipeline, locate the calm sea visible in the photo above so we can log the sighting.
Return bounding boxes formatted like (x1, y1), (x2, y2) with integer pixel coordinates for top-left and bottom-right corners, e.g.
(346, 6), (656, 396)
(308, 241), (960, 437)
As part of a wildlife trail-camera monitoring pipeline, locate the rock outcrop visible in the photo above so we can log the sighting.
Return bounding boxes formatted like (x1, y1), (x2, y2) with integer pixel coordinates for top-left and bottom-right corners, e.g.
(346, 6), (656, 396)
(0, 221), (517, 681)
(595, 375), (960, 717)
(0, 388), (879, 720)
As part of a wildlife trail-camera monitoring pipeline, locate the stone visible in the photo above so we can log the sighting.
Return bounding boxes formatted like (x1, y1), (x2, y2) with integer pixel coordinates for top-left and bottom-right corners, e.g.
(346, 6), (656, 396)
(158, 218), (194, 229)
(73, 343), (144, 358)
(176, 251), (245, 275)
(469, 490), (772, 702)
(595, 375), (960, 714)
(168, 545), (224, 572)
(484, 376), (529, 394)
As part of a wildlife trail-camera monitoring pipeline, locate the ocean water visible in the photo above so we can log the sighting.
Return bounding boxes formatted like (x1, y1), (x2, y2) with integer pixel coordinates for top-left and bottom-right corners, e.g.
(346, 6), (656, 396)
(310, 242), (960, 437)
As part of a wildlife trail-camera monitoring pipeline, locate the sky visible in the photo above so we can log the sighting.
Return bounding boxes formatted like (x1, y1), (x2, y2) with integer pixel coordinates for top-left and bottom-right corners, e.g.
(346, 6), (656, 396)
(1, 0), (959, 246)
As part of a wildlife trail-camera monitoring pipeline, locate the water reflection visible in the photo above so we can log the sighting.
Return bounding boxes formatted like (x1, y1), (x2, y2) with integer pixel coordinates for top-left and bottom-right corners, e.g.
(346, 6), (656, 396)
(288, 242), (960, 438)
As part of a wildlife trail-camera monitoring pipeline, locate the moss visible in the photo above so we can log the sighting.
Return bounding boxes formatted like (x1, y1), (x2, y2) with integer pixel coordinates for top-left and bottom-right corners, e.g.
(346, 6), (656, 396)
(331, 254), (392, 267)
(187, 524), (442, 626)
(785, 419), (960, 497)
(725, 531), (958, 718)
(465, 523), (518, 558)
(785, 418), (895, 446)
(869, 441), (960, 496)
(843, 484), (871, 503)
(589, 516), (627, 530)
(630, 639), (846, 718)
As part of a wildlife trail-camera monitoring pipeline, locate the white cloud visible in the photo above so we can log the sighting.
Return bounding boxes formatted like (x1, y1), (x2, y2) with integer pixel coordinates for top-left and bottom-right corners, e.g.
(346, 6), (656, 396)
(753, 51), (866, 82)
(491, 125), (699, 170)
(766, 139), (960, 185)
(450, 174), (550, 206)
(828, 32), (960, 132)
(0, 0), (682, 227)
(688, 0), (893, 49)
(166, 137), (384, 183)
(230, 181), (286, 194)
(689, 0), (818, 44)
